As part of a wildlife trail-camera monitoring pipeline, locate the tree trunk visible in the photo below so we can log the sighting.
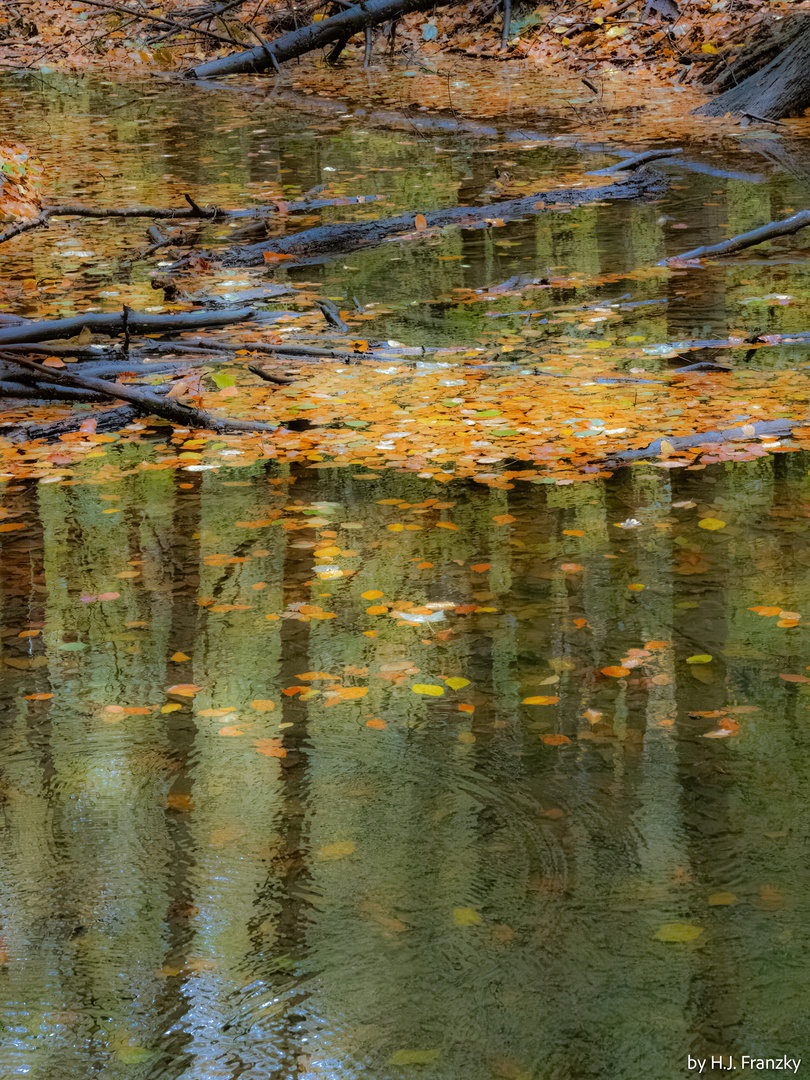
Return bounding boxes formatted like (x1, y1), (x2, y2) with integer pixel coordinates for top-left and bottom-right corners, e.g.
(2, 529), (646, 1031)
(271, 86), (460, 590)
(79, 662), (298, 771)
(696, 21), (810, 119)
(186, 0), (435, 79)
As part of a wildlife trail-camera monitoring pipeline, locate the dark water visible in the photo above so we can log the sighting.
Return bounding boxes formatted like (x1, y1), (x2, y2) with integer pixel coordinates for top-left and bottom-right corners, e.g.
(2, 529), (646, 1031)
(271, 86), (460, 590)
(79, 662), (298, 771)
(0, 74), (810, 1080)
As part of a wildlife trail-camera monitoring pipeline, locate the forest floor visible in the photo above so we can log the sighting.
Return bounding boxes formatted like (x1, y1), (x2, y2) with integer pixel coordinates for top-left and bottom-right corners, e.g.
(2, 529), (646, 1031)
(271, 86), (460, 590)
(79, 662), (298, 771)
(3, 0), (810, 140)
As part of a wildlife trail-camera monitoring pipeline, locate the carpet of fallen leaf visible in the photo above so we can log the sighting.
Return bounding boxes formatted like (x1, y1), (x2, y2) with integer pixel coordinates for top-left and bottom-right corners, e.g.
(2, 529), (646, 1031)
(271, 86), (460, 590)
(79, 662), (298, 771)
(3, 328), (810, 486)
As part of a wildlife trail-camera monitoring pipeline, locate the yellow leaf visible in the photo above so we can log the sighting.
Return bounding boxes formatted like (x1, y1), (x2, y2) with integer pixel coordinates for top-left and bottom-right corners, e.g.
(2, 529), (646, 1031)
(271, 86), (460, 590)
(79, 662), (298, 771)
(522, 695), (559, 705)
(444, 677), (470, 690)
(362, 590), (384, 600)
(654, 923), (704, 942)
(435, 521), (458, 531)
(412, 684), (444, 696)
(686, 654), (712, 664)
(701, 41), (718, 53)
(161, 703), (182, 713)
(453, 907), (482, 926)
(698, 517), (726, 530)
(659, 438), (675, 458)
(319, 840), (355, 859)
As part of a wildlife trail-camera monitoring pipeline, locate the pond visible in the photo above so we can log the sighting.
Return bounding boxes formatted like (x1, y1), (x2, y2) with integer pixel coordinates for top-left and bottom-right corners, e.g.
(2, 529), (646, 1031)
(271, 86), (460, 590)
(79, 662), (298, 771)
(0, 72), (809, 1080)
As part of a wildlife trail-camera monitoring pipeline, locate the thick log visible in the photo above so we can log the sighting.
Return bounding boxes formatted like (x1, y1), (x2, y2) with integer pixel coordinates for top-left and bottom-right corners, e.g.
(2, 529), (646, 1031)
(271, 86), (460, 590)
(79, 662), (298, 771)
(219, 171), (667, 266)
(696, 21), (810, 119)
(1, 405), (142, 444)
(660, 209), (810, 264)
(186, 0), (436, 78)
(0, 308), (256, 346)
(0, 353), (277, 435)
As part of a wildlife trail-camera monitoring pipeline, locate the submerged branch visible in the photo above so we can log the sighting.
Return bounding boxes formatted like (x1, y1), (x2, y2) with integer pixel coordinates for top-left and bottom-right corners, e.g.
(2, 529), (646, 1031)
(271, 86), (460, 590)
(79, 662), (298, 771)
(660, 208), (810, 264)
(0, 307), (256, 346)
(0, 353), (277, 435)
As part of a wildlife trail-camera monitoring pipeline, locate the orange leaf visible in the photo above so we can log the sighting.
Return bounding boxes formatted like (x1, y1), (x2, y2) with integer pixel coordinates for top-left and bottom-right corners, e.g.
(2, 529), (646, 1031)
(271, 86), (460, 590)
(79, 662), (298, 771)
(250, 699), (275, 711)
(255, 738), (286, 757)
(263, 250), (294, 262)
(362, 590), (384, 600)
(541, 734), (571, 746)
(573, 618), (588, 628)
(351, 340), (369, 353)
(366, 718), (387, 729)
(367, 605), (388, 614)
(297, 671), (340, 681)
(560, 563), (583, 573)
(470, 563), (491, 572)
(122, 706), (151, 715)
(522, 696), (560, 705)
(563, 529), (584, 537)
(780, 674), (809, 683)
(749, 606), (781, 617)
(601, 666), (630, 678)
(166, 684), (202, 696)
(458, 703), (475, 714)
(0, 523), (25, 532)
(24, 693), (53, 701)
(282, 686), (307, 696)
(322, 686), (368, 706)
(492, 514), (515, 525)
(414, 213), (427, 231)
(217, 725), (244, 736)
(170, 652), (191, 662)
(436, 521), (458, 531)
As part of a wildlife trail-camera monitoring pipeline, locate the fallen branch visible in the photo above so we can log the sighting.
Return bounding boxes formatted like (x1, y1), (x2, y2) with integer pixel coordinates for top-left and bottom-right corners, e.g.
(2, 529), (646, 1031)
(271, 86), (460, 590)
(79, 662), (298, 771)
(608, 418), (807, 464)
(186, 0), (438, 78)
(75, 0), (245, 47)
(0, 195), (387, 245)
(0, 353), (277, 435)
(586, 148), (683, 175)
(660, 208), (810, 264)
(0, 307), (256, 346)
(218, 171), (667, 266)
(1, 405), (141, 444)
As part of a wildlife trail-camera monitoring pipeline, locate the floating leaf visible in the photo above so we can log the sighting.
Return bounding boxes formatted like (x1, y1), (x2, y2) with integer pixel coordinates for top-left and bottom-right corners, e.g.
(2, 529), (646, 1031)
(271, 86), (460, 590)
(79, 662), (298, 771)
(540, 734), (570, 745)
(255, 739), (286, 757)
(161, 703), (181, 713)
(698, 518), (726, 531)
(492, 513), (515, 525)
(780, 674), (809, 683)
(522, 695), (559, 705)
(167, 683), (201, 696)
(414, 213), (427, 231)
(452, 907), (482, 926)
(319, 840), (355, 859)
(686, 655), (712, 664)
(366, 718), (387, 730)
(654, 923), (704, 942)
(412, 684), (444, 696)
(322, 686), (368, 706)
(560, 563), (583, 573)
(250, 699), (275, 711)
(170, 652), (191, 662)
(708, 892), (737, 905)
(24, 693), (53, 701)
(601, 666), (629, 678)
(388, 1050), (442, 1066)
(444, 677), (470, 690)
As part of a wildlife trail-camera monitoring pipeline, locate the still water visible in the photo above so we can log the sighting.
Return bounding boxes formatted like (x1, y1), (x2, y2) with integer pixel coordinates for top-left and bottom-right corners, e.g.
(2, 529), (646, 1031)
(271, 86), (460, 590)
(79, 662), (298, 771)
(0, 72), (810, 1080)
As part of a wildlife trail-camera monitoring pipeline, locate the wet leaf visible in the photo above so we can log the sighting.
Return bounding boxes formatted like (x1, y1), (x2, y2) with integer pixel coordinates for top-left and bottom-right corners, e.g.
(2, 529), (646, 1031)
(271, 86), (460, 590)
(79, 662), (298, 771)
(522, 695), (559, 705)
(452, 907), (482, 926)
(388, 1050), (442, 1066)
(540, 734), (570, 745)
(166, 684), (201, 696)
(444, 677), (470, 690)
(170, 652), (191, 662)
(698, 518), (726, 531)
(412, 684), (444, 696)
(654, 923), (704, 942)
(319, 840), (356, 859)
(601, 666), (629, 677)
(255, 739), (286, 757)
(250, 699), (275, 711)
(414, 213), (427, 231)
(686, 655), (712, 664)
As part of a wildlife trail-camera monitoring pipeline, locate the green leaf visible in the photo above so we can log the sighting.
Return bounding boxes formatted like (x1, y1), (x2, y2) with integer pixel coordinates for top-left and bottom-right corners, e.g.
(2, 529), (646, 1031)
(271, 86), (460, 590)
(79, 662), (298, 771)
(388, 1049), (442, 1066)
(492, 429), (518, 437)
(59, 642), (86, 651)
(211, 372), (236, 389)
(475, 410), (501, 417)
(686, 654), (712, 664)
(345, 420), (369, 428)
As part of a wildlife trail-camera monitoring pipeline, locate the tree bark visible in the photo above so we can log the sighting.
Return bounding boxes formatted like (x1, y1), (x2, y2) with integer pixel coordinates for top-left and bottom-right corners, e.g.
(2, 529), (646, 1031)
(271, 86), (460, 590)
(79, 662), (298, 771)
(0, 308), (256, 347)
(217, 171), (667, 266)
(696, 21), (810, 119)
(185, 0), (436, 79)
(2, 405), (142, 444)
